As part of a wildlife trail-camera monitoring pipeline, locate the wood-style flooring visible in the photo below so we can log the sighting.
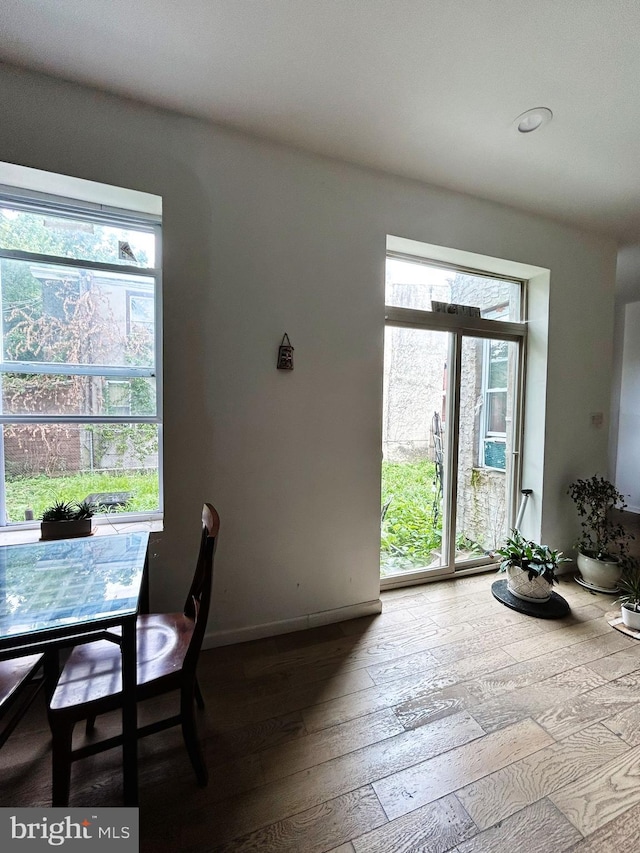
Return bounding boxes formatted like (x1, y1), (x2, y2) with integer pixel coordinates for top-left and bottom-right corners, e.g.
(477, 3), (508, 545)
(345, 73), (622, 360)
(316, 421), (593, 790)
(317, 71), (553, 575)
(3, 571), (640, 853)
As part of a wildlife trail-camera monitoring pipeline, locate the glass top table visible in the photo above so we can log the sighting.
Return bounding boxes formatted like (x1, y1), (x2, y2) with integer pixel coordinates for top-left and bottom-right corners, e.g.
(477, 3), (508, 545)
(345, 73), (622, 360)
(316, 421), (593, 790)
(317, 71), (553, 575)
(0, 531), (149, 806)
(0, 531), (148, 646)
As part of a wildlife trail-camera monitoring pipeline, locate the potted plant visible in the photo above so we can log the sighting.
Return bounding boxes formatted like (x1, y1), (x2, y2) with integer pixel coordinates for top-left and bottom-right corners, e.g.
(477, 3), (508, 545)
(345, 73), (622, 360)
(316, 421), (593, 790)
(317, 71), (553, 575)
(495, 528), (570, 602)
(617, 560), (640, 630)
(40, 500), (95, 541)
(567, 475), (632, 591)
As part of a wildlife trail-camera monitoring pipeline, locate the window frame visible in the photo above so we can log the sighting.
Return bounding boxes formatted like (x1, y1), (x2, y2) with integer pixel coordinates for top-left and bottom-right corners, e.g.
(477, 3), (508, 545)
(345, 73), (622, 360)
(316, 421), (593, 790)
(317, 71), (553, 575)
(0, 189), (163, 527)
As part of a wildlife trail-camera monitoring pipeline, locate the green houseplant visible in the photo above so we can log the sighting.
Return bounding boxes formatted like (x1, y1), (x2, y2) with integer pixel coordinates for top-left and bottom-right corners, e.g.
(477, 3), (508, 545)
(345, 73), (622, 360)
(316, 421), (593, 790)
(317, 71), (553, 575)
(567, 475), (632, 591)
(40, 500), (95, 540)
(496, 529), (570, 603)
(616, 560), (640, 630)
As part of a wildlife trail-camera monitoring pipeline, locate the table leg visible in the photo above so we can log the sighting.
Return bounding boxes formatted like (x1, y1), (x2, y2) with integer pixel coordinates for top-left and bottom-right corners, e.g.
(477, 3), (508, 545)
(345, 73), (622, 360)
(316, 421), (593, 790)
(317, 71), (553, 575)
(139, 552), (150, 614)
(43, 647), (60, 701)
(121, 616), (138, 806)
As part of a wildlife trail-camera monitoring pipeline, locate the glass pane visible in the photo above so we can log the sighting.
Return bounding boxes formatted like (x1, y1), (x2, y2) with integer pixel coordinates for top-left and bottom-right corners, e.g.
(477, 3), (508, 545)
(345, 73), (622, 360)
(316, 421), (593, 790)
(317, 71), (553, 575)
(488, 358), (508, 389)
(0, 258), (155, 368)
(386, 256), (521, 320)
(381, 326), (449, 578)
(486, 391), (507, 433)
(489, 339), (509, 360)
(3, 423), (160, 522)
(0, 206), (156, 267)
(1, 374), (156, 417)
(484, 439), (506, 470)
(455, 336), (517, 563)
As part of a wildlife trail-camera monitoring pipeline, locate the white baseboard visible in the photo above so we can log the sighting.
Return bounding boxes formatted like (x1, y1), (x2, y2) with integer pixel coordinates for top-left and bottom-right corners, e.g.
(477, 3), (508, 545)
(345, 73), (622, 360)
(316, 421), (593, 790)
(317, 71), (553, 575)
(203, 598), (383, 648)
(626, 505), (640, 515)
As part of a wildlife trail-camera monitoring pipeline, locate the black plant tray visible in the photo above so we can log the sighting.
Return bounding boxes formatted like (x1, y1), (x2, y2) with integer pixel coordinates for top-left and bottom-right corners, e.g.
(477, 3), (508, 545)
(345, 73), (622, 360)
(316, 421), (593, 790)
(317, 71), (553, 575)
(491, 579), (570, 619)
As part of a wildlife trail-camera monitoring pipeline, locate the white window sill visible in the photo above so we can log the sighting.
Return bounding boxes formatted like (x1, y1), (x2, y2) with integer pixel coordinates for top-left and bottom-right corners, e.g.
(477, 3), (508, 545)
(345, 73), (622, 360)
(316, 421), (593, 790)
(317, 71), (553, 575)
(0, 517), (163, 546)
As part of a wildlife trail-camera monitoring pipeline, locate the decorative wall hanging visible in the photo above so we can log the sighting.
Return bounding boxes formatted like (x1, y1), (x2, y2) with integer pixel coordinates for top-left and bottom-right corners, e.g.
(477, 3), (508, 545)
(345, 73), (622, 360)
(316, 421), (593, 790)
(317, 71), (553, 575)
(277, 333), (294, 370)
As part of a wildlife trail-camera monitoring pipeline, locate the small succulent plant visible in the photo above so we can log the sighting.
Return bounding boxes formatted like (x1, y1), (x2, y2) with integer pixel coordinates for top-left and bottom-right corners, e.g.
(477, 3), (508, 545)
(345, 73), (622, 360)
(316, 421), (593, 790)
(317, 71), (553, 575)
(41, 500), (95, 522)
(74, 500), (96, 520)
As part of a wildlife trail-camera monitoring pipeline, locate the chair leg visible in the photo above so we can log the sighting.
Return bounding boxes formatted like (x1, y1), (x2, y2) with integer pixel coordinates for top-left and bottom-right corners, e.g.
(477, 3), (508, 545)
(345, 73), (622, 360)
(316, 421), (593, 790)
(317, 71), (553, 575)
(50, 716), (74, 807)
(85, 715), (97, 734)
(180, 689), (208, 786)
(194, 678), (205, 710)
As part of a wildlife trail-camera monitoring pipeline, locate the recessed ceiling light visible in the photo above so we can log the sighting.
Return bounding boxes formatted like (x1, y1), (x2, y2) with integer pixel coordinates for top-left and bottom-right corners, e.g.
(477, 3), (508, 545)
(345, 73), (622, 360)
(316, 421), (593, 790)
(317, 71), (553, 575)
(514, 107), (553, 133)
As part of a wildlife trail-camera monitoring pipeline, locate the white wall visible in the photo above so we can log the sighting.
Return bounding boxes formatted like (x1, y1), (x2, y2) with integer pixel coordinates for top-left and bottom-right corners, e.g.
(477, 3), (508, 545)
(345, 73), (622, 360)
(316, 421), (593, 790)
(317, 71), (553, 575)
(0, 65), (618, 642)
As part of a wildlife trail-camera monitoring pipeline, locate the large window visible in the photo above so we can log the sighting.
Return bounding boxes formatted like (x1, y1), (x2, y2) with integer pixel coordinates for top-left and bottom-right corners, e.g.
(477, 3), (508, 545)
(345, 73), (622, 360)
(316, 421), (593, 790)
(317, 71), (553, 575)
(0, 185), (162, 525)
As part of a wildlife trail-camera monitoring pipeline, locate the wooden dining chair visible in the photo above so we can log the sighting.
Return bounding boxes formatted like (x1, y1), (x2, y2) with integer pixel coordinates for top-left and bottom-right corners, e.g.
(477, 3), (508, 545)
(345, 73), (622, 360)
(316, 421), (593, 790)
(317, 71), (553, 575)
(0, 653), (44, 748)
(47, 503), (220, 806)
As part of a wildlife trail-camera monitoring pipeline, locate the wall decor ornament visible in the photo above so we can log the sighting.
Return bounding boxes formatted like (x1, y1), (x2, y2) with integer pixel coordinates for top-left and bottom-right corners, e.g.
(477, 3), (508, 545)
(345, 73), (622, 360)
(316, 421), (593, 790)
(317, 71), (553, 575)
(277, 333), (294, 370)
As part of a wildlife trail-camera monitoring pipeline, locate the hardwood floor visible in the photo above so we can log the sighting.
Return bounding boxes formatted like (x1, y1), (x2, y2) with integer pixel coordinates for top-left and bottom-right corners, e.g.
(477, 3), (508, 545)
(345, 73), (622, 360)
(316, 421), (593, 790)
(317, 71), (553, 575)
(3, 571), (640, 852)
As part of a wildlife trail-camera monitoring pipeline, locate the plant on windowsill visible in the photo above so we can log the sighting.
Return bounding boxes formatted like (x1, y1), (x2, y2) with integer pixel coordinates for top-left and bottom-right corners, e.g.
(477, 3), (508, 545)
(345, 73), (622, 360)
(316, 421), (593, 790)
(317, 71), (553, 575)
(567, 475), (633, 592)
(616, 560), (640, 631)
(40, 500), (95, 541)
(495, 529), (570, 603)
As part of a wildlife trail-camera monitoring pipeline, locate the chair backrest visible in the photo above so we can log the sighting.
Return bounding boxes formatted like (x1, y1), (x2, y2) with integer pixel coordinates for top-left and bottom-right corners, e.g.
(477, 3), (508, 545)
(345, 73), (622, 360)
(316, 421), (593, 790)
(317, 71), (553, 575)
(182, 503), (220, 676)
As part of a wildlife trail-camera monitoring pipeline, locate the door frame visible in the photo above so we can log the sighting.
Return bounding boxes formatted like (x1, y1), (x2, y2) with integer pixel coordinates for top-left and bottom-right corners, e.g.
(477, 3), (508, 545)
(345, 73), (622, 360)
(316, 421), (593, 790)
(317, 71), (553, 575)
(381, 306), (527, 590)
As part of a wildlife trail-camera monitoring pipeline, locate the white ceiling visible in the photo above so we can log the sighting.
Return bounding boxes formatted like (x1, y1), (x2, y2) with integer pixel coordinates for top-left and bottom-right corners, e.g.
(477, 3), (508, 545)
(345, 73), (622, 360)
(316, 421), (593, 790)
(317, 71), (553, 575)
(2, 0), (640, 243)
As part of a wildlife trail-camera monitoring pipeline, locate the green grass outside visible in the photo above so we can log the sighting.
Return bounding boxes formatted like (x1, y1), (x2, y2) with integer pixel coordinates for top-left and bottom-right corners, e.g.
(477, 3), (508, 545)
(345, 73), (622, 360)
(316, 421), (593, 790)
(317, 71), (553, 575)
(9, 460), (448, 566)
(6, 471), (159, 522)
(381, 459), (442, 574)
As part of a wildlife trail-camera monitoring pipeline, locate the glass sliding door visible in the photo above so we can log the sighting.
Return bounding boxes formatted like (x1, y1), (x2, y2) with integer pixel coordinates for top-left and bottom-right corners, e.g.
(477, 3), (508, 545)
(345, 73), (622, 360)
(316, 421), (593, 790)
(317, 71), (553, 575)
(381, 252), (526, 586)
(381, 326), (451, 579)
(455, 335), (520, 565)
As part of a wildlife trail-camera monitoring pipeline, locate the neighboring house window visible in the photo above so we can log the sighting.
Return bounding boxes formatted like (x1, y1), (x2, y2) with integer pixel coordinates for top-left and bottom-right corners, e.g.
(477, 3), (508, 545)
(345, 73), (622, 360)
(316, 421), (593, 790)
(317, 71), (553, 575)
(481, 305), (509, 470)
(0, 187), (162, 524)
(127, 291), (155, 337)
(105, 380), (132, 416)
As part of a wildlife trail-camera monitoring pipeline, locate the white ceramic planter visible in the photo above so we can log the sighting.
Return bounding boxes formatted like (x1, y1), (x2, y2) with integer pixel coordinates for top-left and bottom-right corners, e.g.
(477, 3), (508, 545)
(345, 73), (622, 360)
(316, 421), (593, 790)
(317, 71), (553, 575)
(576, 552), (621, 591)
(506, 565), (552, 602)
(621, 604), (640, 631)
